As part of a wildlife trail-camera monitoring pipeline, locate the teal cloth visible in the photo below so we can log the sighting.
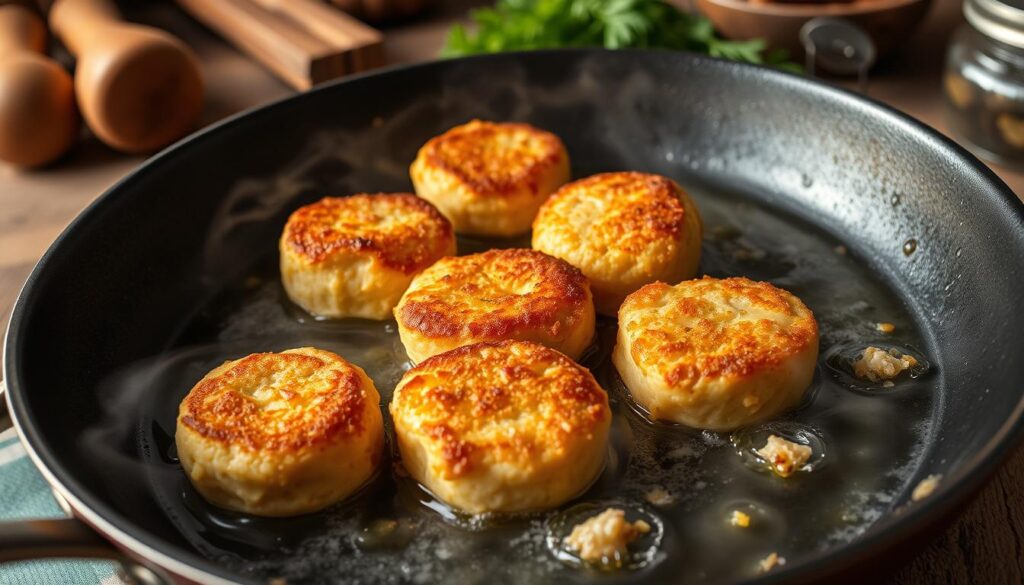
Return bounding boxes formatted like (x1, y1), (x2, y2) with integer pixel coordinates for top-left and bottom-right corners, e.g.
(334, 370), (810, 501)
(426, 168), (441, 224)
(0, 427), (121, 585)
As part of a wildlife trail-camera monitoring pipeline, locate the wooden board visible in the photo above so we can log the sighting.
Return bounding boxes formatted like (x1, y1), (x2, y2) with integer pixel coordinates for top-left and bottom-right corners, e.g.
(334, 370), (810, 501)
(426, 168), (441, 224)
(176, 0), (383, 90)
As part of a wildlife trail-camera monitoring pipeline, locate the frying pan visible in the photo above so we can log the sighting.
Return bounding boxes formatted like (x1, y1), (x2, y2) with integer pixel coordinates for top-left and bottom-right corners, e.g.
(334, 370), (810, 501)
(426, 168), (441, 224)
(3, 49), (1024, 584)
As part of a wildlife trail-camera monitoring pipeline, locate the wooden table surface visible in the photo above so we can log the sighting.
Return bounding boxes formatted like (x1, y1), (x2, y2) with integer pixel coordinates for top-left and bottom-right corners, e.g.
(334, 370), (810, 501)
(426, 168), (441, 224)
(2, 0), (1022, 583)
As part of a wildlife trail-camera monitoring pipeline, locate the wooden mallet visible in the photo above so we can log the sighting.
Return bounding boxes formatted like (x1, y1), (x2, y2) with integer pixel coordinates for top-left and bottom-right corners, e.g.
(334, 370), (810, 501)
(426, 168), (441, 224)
(50, 0), (204, 153)
(0, 3), (79, 167)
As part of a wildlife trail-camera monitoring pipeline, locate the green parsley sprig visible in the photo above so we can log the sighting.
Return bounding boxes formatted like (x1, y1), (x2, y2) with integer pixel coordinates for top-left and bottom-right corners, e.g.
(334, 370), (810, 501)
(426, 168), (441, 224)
(442, 0), (799, 71)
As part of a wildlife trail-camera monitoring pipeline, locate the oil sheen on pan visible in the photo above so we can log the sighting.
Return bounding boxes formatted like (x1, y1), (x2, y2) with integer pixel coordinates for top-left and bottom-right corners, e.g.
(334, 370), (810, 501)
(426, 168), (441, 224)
(79, 177), (937, 584)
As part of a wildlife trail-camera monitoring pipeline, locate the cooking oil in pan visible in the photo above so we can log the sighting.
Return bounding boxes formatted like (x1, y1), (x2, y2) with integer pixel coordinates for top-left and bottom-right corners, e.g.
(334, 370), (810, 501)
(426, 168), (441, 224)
(129, 187), (937, 584)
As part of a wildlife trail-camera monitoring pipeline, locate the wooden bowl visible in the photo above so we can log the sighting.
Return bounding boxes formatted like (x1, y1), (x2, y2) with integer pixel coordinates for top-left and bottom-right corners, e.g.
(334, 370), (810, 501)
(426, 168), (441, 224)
(695, 0), (933, 58)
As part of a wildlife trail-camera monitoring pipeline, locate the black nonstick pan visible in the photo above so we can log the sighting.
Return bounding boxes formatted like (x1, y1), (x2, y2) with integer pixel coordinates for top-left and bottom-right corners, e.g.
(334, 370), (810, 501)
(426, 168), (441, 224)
(4, 49), (1024, 585)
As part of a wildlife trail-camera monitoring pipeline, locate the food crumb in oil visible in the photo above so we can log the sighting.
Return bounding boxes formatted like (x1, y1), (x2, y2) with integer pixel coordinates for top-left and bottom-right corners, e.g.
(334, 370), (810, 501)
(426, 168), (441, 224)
(564, 508), (650, 567)
(876, 322), (895, 334)
(756, 435), (812, 478)
(912, 474), (942, 501)
(834, 244), (847, 255)
(758, 552), (786, 573)
(853, 346), (918, 383)
(645, 487), (675, 506)
(730, 510), (751, 528)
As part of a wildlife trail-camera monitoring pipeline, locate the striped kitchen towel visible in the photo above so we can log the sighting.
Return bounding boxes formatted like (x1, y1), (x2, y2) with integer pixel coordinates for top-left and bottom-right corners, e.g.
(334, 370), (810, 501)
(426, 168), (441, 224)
(0, 426), (123, 585)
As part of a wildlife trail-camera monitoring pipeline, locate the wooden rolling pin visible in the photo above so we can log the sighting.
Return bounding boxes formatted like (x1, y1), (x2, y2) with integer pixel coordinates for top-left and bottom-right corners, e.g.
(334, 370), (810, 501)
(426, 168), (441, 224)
(0, 4), (79, 167)
(49, 0), (204, 153)
(176, 0), (383, 91)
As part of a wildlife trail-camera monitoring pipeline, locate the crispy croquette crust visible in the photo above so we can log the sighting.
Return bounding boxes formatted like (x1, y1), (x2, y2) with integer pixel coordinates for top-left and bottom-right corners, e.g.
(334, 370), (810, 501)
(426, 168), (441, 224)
(179, 349), (372, 452)
(620, 277), (818, 385)
(176, 347), (385, 516)
(416, 120), (567, 198)
(281, 193), (453, 274)
(613, 276), (819, 430)
(410, 120), (571, 236)
(396, 248), (590, 340)
(532, 171), (703, 314)
(539, 172), (687, 249)
(392, 340), (609, 480)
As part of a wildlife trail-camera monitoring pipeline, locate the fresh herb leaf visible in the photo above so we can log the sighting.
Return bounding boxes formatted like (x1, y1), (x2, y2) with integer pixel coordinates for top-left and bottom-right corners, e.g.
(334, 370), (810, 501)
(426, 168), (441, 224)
(441, 0), (800, 71)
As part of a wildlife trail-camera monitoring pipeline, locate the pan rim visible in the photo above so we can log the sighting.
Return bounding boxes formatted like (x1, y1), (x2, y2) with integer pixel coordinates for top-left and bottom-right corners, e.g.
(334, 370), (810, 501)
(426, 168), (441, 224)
(5, 48), (1024, 584)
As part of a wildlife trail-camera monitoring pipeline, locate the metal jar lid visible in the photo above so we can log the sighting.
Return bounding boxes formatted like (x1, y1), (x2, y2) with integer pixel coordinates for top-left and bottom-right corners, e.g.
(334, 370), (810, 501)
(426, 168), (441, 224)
(966, 0), (1024, 48)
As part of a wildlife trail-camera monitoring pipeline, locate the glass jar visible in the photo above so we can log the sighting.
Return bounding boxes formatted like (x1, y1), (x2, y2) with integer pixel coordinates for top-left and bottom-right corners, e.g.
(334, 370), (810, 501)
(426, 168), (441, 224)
(945, 0), (1024, 167)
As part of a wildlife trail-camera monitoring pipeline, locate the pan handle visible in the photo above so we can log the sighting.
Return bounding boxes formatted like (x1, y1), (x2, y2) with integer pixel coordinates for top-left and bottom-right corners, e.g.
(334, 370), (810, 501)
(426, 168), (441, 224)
(0, 517), (121, 562)
(0, 379), (117, 563)
(0, 518), (175, 584)
(0, 380), (173, 584)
